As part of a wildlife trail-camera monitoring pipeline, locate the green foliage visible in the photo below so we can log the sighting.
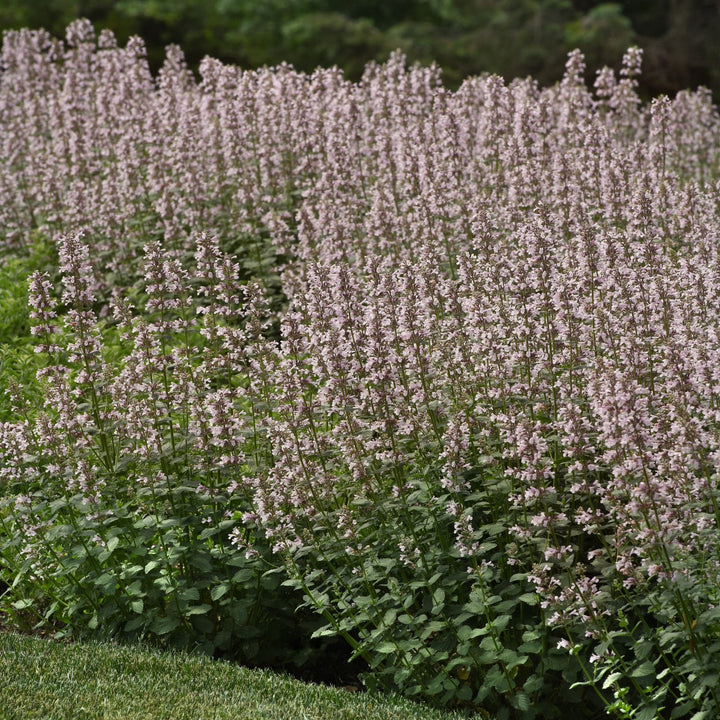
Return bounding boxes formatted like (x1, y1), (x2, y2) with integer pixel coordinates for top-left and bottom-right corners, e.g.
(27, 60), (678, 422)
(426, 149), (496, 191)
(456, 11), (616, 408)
(437, 0), (576, 87)
(0, 233), (55, 340)
(281, 13), (390, 78)
(0, 238), (320, 673)
(568, 537), (720, 719)
(1, 0), (718, 97)
(1, 489), (316, 669)
(0, 234), (55, 422)
(274, 442), (603, 715)
(565, 4), (635, 72)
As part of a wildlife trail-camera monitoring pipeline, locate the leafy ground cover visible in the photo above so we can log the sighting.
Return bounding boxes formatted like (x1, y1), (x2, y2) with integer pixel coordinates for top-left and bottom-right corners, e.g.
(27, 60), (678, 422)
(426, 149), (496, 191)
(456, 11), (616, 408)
(1, 19), (720, 720)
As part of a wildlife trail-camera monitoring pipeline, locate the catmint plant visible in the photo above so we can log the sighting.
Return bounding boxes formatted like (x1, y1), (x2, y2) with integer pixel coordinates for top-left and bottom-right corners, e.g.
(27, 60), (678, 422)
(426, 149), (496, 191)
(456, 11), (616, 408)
(0, 232), (324, 670)
(2, 20), (720, 719)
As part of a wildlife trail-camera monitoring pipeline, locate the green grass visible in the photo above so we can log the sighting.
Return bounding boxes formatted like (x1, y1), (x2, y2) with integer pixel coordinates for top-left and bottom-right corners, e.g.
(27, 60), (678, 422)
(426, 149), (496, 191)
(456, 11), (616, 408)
(0, 632), (476, 719)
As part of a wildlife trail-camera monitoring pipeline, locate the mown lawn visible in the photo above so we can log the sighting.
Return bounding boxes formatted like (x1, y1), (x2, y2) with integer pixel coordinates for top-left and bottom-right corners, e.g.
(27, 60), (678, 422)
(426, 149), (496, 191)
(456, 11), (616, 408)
(0, 631), (475, 720)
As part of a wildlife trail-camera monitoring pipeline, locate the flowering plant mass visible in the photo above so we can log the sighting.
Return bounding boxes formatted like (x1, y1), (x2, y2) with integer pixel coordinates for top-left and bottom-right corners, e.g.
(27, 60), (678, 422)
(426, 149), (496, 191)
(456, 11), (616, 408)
(2, 19), (720, 719)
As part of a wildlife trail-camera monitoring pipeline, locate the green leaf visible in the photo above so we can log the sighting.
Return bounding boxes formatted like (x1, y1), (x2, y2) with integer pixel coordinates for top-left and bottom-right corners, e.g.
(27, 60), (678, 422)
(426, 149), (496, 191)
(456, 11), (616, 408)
(185, 604), (212, 616)
(144, 560), (161, 573)
(151, 615), (181, 635)
(154, 575), (174, 592)
(121, 565), (144, 579)
(518, 639), (542, 654)
(513, 691), (531, 712)
(311, 627), (337, 639)
(499, 648), (528, 670)
(510, 573), (529, 583)
(188, 553), (213, 573)
(93, 573), (117, 595)
(425, 675), (445, 696)
(524, 674), (544, 694)
(381, 608), (397, 626)
(602, 671), (623, 689)
(495, 598), (519, 613)
(260, 569), (282, 591)
(457, 625), (473, 641)
(130, 599), (144, 614)
(226, 556), (253, 567)
(463, 600), (486, 614)
(231, 568), (255, 583)
(492, 614), (512, 632)
(485, 666), (512, 693)
(375, 642), (397, 654)
(420, 621), (446, 640)
(11, 598), (33, 610)
(106, 536), (120, 553)
(393, 666), (413, 685)
(124, 616), (145, 633)
(670, 701), (696, 719)
(46, 524), (74, 540)
(211, 584), (229, 601)
(631, 661), (655, 679)
(479, 636), (500, 652)
(179, 587), (200, 603)
(458, 625), (490, 642)
(633, 639), (654, 660)
(199, 526), (221, 541)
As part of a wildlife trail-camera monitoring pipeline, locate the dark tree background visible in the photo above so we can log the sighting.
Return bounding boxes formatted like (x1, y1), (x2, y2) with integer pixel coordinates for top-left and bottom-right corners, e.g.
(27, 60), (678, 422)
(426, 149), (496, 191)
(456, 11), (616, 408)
(1, 1), (718, 97)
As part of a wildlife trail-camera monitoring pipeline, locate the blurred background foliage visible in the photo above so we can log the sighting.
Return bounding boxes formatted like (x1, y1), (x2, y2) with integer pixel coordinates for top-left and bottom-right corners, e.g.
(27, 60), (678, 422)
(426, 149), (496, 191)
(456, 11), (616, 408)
(0, 0), (718, 97)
